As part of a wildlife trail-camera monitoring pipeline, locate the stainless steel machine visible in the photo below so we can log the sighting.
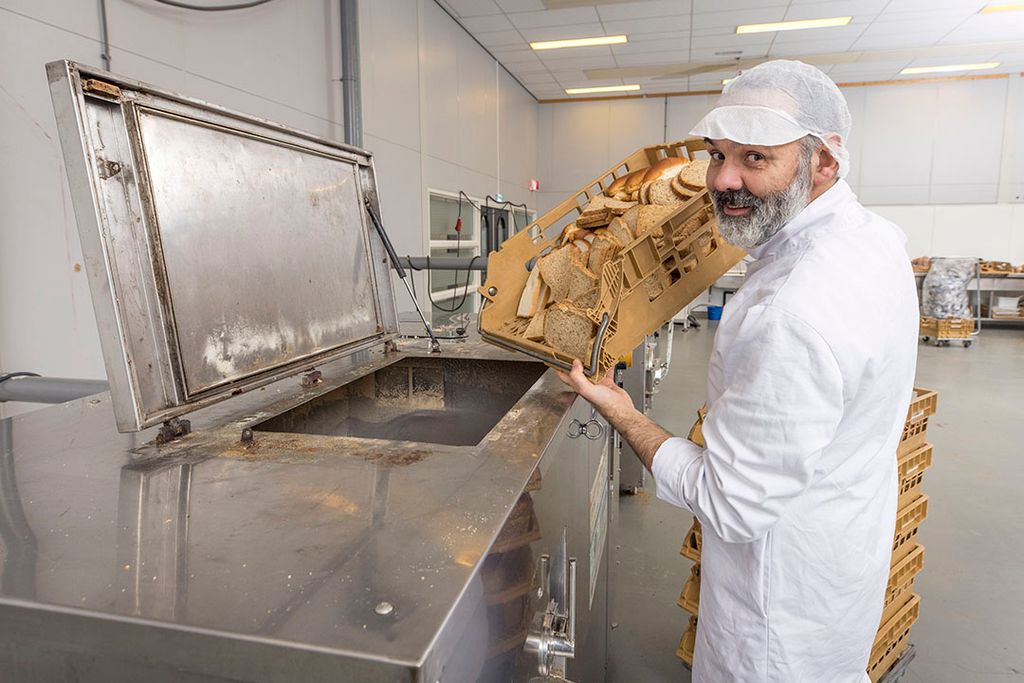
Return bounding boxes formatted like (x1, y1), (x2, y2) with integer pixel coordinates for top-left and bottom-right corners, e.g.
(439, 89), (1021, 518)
(0, 61), (617, 682)
(617, 322), (674, 494)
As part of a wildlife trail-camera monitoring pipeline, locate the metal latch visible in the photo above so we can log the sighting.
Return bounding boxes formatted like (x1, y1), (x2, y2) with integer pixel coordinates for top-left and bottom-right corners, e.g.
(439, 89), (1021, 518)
(525, 553), (578, 680)
(566, 418), (603, 440)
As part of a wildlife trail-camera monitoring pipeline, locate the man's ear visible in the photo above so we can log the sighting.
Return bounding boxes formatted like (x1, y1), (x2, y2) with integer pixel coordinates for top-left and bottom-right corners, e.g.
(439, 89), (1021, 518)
(812, 146), (840, 188)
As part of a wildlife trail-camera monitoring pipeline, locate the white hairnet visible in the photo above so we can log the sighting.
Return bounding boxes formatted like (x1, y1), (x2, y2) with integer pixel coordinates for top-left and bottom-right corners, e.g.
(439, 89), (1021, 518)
(690, 60), (852, 178)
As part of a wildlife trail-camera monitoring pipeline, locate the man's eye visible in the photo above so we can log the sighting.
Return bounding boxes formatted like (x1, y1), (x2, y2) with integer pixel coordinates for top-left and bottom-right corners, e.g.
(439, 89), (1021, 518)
(746, 152), (765, 162)
(709, 151), (724, 161)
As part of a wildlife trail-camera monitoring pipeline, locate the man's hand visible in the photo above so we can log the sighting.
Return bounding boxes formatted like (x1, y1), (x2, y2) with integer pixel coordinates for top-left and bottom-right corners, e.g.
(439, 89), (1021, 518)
(556, 359), (634, 423)
(557, 359), (673, 472)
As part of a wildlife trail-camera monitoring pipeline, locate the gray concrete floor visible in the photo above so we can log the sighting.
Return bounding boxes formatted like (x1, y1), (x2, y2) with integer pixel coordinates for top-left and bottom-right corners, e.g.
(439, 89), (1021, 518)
(608, 323), (1024, 682)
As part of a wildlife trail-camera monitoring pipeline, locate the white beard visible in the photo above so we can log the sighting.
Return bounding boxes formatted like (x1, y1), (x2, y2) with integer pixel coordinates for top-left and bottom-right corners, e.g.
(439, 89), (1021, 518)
(711, 157), (813, 250)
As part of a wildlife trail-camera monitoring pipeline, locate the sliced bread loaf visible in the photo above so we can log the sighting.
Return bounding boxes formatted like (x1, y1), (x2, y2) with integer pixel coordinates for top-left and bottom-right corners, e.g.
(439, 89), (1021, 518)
(544, 302), (596, 361)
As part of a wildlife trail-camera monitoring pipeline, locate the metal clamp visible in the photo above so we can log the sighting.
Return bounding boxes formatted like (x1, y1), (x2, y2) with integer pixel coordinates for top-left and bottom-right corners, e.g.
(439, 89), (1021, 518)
(567, 418), (604, 440)
(525, 556), (577, 678)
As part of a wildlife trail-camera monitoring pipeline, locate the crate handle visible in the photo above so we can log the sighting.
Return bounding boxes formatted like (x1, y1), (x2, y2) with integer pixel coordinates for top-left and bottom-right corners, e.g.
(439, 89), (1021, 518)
(479, 313), (612, 378)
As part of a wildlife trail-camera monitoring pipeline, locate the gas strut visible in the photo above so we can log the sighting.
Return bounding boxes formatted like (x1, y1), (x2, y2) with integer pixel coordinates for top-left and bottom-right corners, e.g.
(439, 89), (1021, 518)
(364, 198), (441, 353)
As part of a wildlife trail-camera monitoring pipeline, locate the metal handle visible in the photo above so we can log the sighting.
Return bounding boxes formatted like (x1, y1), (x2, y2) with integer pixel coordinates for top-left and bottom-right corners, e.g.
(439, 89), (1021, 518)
(568, 418), (604, 440)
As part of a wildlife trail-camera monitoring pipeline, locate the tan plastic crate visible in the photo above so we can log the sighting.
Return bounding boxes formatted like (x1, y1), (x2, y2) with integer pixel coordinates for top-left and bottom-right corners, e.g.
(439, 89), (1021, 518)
(891, 495), (928, 565)
(680, 519), (702, 563)
(898, 388), (937, 456)
(677, 562), (701, 615)
(880, 544), (924, 625)
(676, 614), (698, 665)
(479, 140), (745, 380)
(919, 316), (976, 341)
(868, 594), (920, 682)
(897, 443), (933, 510)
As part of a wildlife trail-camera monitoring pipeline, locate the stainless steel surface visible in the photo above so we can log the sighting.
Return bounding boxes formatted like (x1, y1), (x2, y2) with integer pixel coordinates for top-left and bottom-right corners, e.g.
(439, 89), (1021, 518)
(617, 342), (649, 494)
(0, 335), (614, 681)
(0, 376), (109, 404)
(46, 61), (398, 432)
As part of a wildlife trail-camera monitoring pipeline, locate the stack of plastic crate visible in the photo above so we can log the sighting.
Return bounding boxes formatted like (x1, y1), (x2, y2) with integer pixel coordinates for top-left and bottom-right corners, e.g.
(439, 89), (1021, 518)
(674, 389), (938, 682)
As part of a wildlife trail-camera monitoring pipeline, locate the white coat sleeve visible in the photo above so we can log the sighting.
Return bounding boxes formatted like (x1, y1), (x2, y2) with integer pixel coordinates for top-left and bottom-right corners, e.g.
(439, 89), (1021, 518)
(651, 303), (844, 543)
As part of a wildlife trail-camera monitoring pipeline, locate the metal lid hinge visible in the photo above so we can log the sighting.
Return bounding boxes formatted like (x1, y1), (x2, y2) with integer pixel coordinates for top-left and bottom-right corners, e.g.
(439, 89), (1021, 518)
(156, 417), (191, 444)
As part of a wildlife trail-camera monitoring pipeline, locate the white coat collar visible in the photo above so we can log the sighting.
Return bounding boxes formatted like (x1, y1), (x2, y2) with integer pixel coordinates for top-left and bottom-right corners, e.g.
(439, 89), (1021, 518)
(744, 179), (854, 263)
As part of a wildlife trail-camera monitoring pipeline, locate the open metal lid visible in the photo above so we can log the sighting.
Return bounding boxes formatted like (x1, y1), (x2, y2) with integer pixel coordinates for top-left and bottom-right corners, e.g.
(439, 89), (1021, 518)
(47, 61), (399, 432)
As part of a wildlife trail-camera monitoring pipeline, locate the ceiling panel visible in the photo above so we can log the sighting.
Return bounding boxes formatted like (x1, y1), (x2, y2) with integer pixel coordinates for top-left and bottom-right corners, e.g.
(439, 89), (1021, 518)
(437, 0), (1023, 99)
(612, 34), (691, 55)
(601, 15), (692, 35)
(494, 0), (545, 10)
(506, 6), (601, 28)
(474, 28), (525, 46)
(596, 0), (692, 21)
(459, 13), (517, 31)
(691, 7), (788, 30)
(441, 0), (503, 17)
(517, 22), (606, 41)
(692, 0), (786, 11)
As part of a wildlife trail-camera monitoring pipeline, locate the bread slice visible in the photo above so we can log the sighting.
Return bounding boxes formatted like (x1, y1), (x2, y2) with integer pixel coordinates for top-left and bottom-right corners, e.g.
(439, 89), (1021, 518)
(559, 222), (583, 245)
(671, 175), (696, 200)
(638, 180), (653, 205)
(577, 207), (613, 229)
(517, 265), (544, 317)
(568, 262), (601, 309)
(642, 157), (689, 184)
(635, 205), (678, 239)
(678, 159), (710, 190)
(650, 179), (685, 206)
(583, 195), (635, 215)
(544, 302), (596, 361)
(620, 206), (640, 235)
(525, 306), (547, 340)
(606, 216), (634, 246)
(588, 234), (622, 275)
(538, 246), (577, 301)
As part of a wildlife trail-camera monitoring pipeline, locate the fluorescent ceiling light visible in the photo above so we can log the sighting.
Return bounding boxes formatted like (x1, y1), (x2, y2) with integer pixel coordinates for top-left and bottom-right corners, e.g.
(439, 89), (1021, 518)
(531, 35), (628, 50)
(979, 3), (1024, 12)
(737, 16), (852, 34)
(900, 62), (1000, 75)
(564, 84), (640, 95)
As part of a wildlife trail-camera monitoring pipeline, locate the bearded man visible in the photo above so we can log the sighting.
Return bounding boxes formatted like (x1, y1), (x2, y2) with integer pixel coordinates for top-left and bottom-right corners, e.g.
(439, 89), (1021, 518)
(559, 60), (919, 682)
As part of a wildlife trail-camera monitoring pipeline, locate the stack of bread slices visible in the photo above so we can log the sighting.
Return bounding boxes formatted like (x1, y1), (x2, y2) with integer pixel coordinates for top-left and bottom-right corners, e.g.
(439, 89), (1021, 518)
(504, 157), (711, 362)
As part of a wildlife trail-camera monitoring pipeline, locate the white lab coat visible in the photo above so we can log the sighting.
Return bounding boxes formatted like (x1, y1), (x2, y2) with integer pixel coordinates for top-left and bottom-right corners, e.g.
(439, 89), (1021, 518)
(652, 180), (919, 683)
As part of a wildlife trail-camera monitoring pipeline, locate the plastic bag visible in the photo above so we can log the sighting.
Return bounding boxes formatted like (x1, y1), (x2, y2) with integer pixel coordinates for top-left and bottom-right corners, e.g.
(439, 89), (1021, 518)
(921, 257), (976, 319)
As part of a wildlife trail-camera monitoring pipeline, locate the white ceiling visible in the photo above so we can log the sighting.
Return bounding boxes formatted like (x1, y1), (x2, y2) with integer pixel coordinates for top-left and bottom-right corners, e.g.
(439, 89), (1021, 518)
(436, 0), (1024, 100)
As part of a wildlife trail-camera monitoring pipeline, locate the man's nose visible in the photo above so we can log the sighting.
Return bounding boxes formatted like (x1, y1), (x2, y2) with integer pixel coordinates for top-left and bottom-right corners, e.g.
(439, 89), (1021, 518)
(710, 161), (744, 192)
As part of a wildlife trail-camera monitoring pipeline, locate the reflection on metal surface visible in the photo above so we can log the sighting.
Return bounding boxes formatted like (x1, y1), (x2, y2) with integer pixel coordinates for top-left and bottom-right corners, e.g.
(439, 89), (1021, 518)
(0, 419), (37, 598)
(115, 460), (192, 620)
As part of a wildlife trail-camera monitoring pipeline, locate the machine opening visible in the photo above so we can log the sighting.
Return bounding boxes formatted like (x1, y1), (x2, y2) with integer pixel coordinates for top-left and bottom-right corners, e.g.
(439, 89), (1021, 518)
(252, 357), (546, 447)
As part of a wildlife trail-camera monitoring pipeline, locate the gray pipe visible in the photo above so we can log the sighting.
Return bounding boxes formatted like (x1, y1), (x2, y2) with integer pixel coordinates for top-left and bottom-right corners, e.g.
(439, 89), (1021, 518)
(0, 377), (109, 404)
(340, 0), (362, 148)
(395, 256), (488, 271)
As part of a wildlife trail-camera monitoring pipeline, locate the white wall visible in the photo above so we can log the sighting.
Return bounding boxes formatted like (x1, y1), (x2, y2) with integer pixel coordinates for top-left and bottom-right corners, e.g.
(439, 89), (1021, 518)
(536, 74), (1024, 261)
(359, 0), (538, 317)
(0, 1), (345, 417)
